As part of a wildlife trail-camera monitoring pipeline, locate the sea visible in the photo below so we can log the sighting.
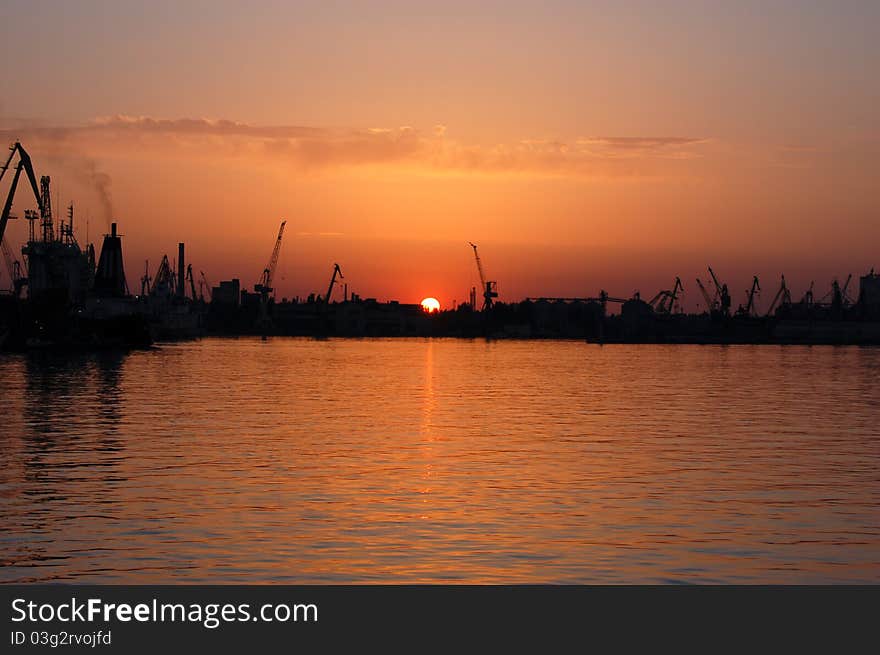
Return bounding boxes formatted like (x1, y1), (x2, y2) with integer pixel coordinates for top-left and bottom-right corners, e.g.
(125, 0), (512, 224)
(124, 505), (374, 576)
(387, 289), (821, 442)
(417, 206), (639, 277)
(1, 338), (878, 583)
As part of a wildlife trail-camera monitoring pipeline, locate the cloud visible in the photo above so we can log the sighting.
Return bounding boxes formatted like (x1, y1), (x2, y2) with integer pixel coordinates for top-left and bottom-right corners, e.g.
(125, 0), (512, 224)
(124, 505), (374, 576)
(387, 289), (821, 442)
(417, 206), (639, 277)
(0, 115), (709, 178)
(92, 114), (322, 139)
(575, 137), (710, 160)
(579, 137), (707, 149)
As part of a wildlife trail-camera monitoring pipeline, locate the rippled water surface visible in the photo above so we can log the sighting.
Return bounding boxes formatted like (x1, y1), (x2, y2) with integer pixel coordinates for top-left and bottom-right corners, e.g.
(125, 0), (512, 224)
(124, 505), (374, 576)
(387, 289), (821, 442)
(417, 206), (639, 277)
(1, 338), (878, 583)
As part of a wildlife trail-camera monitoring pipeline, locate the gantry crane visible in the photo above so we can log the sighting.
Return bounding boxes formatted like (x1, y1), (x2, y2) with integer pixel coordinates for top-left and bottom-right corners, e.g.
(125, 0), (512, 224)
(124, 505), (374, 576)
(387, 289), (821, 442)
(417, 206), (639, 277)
(324, 263), (343, 304)
(468, 242), (498, 311)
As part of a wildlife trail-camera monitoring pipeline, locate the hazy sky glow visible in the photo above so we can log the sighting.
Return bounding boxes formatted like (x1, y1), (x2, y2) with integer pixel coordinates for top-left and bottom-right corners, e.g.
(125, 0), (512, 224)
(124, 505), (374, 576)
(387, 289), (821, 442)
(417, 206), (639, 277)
(1, 0), (877, 307)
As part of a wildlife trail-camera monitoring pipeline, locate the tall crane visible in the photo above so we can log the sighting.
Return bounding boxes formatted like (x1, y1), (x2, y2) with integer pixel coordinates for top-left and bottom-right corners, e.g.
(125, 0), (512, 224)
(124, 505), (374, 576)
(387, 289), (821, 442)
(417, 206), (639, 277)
(669, 276), (683, 312)
(841, 273), (854, 306)
(468, 242), (498, 311)
(254, 220), (286, 332)
(801, 281), (814, 308)
(740, 275), (761, 316)
(150, 255), (175, 297)
(648, 277), (683, 314)
(324, 263), (343, 304)
(140, 259), (152, 295)
(707, 266), (731, 316)
(695, 278), (716, 312)
(185, 264), (197, 301)
(199, 271), (212, 302)
(817, 276), (854, 310)
(254, 220), (287, 300)
(1, 141), (44, 249)
(765, 275), (792, 317)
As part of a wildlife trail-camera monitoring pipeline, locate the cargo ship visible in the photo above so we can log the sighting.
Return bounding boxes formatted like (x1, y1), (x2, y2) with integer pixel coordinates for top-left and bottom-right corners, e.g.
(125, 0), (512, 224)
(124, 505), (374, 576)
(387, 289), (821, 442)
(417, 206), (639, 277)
(0, 142), (202, 351)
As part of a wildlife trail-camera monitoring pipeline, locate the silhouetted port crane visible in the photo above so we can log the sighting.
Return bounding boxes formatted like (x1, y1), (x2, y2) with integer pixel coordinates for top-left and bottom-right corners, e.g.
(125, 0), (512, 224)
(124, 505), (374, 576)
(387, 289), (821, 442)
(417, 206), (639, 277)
(738, 275), (761, 317)
(801, 281), (815, 308)
(199, 271), (212, 302)
(324, 263), (343, 304)
(468, 242), (498, 311)
(648, 277), (683, 314)
(0, 146), (40, 297)
(150, 255), (175, 297)
(185, 264), (197, 301)
(1, 141), (44, 250)
(765, 275), (791, 317)
(815, 275), (854, 310)
(841, 273), (854, 306)
(140, 259), (152, 295)
(254, 220), (286, 331)
(708, 266), (731, 316)
(255, 220), (286, 301)
(695, 278), (716, 312)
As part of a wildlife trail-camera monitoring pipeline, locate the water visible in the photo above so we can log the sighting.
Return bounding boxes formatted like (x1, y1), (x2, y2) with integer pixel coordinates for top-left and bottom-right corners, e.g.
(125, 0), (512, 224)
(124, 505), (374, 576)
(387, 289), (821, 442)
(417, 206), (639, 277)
(1, 338), (878, 583)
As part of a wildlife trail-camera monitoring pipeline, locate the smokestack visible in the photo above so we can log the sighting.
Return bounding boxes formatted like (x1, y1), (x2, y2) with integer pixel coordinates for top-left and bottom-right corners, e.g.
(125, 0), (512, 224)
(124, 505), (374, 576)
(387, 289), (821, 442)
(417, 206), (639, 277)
(178, 242), (185, 299)
(94, 222), (126, 297)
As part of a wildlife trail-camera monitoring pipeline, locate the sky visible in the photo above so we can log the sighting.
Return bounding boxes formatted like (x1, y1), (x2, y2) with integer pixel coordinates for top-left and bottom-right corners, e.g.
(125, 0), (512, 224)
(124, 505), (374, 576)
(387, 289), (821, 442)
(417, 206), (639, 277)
(1, 0), (877, 309)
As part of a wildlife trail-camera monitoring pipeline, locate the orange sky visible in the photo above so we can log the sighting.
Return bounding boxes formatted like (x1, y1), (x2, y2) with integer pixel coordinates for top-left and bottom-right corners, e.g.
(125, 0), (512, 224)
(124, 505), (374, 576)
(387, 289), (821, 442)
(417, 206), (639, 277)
(1, 1), (877, 309)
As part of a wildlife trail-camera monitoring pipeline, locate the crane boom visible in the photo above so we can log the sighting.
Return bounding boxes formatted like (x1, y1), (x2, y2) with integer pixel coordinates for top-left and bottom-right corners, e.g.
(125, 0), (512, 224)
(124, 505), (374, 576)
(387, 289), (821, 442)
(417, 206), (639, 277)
(766, 275), (791, 317)
(258, 220), (286, 293)
(708, 266), (723, 301)
(841, 273), (854, 305)
(324, 263), (343, 304)
(802, 281), (814, 306)
(254, 221), (286, 334)
(696, 278), (715, 311)
(469, 242), (487, 290)
(200, 271), (212, 301)
(141, 259), (151, 295)
(253, 219), (286, 301)
(707, 266), (731, 315)
(663, 277), (683, 313)
(647, 278), (681, 314)
(186, 264), (197, 301)
(744, 275), (761, 316)
(468, 241), (498, 310)
(647, 290), (667, 309)
(1, 142), (45, 247)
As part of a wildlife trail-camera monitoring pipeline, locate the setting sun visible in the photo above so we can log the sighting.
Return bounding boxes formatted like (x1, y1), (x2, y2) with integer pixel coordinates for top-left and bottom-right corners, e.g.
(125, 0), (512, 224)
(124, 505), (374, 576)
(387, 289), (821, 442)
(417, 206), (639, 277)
(420, 297), (441, 313)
